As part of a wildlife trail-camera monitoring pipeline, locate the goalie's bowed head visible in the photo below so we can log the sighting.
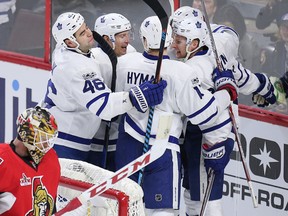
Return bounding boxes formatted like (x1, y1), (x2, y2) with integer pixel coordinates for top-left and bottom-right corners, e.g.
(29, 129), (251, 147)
(17, 106), (58, 164)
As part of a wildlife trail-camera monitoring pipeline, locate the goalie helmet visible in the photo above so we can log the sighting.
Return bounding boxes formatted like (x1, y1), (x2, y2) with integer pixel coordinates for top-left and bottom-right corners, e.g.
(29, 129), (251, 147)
(17, 106), (58, 164)
(94, 13), (131, 42)
(139, 16), (172, 51)
(171, 6), (203, 28)
(52, 12), (84, 48)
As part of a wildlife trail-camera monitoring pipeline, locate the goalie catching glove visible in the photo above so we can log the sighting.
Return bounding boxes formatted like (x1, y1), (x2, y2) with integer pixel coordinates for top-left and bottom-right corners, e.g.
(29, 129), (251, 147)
(212, 67), (238, 101)
(129, 79), (167, 113)
(202, 138), (234, 174)
(252, 73), (276, 107)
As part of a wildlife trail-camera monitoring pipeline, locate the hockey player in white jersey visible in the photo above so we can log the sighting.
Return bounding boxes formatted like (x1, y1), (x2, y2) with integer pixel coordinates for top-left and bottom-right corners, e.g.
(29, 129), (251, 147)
(89, 13), (136, 170)
(41, 12), (167, 165)
(171, 6), (276, 216)
(114, 16), (238, 216)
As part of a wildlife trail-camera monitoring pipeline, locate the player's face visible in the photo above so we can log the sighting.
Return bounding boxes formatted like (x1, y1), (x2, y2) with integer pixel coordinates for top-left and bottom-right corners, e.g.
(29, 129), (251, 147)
(114, 30), (131, 57)
(74, 23), (95, 53)
(171, 34), (187, 58)
(193, 0), (216, 20)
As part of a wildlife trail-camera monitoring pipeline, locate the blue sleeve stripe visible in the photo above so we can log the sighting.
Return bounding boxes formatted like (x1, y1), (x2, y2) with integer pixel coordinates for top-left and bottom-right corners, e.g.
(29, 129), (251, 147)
(187, 97), (215, 119)
(202, 117), (231, 133)
(237, 61), (250, 88)
(213, 25), (239, 37)
(198, 109), (219, 125)
(126, 114), (156, 138)
(91, 137), (117, 145)
(58, 131), (92, 145)
(86, 92), (109, 116)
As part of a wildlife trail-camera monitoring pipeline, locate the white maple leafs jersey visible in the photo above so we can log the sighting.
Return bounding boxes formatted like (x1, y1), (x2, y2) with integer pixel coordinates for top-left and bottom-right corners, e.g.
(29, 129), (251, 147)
(90, 45), (137, 153)
(116, 51), (231, 146)
(42, 46), (133, 152)
(211, 24), (261, 95)
(183, 24), (262, 144)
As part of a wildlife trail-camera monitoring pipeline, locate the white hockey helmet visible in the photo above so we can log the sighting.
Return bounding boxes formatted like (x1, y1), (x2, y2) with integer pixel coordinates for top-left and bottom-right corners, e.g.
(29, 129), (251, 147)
(17, 106), (58, 164)
(171, 6), (203, 28)
(94, 13), (131, 42)
(174, 18), (209, 48)
(52, 12), (84, 48)
(139, 16), (172, 51)
(173, 18), (209, 61)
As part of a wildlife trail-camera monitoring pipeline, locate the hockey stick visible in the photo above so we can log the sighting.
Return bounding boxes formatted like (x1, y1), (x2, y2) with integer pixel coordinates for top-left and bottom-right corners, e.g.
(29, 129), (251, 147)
(169, 0), (174, 15)
(92, 31), (118, 169)
(54, 115), (173, 215)
(200, 168), (215, 216)
(200, 0), (258, 208)
(137, 0), (169, 185)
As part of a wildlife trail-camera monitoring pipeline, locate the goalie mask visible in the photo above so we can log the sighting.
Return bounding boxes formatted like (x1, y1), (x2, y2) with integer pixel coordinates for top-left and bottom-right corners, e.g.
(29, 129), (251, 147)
(94, 13), (132, 43)
(139, 16), (172, 52)
(52, 12), (84, 49)
(17, 106), (58, 164)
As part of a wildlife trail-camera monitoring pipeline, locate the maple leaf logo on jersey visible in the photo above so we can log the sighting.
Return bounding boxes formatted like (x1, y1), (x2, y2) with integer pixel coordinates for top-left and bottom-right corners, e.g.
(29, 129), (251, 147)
(20, 173), (32, 186)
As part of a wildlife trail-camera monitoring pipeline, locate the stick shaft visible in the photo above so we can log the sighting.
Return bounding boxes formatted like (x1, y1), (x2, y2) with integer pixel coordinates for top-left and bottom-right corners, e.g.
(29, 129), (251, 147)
(200, 0), (258, 208)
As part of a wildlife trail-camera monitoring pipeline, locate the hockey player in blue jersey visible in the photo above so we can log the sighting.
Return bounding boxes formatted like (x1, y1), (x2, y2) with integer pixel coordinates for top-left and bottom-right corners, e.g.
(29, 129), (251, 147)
(41, 12), (167, 165)
(171, 6), (276, 216)
(114, 15), (238, 216)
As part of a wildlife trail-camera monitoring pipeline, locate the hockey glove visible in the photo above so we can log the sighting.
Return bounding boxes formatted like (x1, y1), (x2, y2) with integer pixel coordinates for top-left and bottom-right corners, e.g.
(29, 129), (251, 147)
(202, 138), (234, 174)
(212, 67), (238, 101)
(252, 73), (276, 107)
(129, 79), (167, 113)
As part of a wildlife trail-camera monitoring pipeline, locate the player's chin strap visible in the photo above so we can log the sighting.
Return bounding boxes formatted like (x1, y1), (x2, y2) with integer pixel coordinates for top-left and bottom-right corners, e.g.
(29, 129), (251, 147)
(183, 43), (201, 62)
(62, 36), (92, 56)
(66, 46), (92, 56)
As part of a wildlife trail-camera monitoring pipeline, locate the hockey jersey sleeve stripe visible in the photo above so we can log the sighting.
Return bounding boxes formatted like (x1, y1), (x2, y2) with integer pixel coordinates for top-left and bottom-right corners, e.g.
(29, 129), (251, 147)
(235, 61), (250, 88)
(186, 97), (216, 120)
(86, 92), (109, 116)
(58, 131), (92, 145)
(91, 137), (117, 145)
(213, 25), (239, 37)
(201, 117), (231, 134)
(198, 109), (219, 125)
(238, 68), (250, 88)
(126, 114), (156, 138)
